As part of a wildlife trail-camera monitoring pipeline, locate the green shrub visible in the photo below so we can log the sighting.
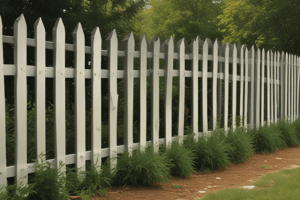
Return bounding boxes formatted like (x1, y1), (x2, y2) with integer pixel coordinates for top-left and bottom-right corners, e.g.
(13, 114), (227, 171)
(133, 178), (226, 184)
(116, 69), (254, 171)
(158, 136), (197, 177)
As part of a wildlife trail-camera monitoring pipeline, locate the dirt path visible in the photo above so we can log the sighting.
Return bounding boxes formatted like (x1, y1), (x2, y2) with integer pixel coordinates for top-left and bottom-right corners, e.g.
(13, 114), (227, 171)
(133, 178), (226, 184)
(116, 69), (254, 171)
(83, 144), (300, 200)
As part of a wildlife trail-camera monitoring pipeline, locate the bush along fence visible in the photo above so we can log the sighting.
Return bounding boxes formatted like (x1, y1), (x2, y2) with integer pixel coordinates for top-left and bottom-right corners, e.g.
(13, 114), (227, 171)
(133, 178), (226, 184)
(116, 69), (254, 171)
(0, 14), (300, 193)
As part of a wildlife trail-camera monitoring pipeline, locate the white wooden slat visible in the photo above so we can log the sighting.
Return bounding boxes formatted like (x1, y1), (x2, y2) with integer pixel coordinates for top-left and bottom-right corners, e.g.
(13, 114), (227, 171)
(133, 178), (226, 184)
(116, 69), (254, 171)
(177, 38), (185, 143)
(224, 43), (229, 131)
(139, 34), (147, 152)
(190, 36), (199, 141)
(14, 14), (28, 189)
(239, 45), (245, 127)
(270, 51), (274, 124)
(276, 52), (280, 122)
(261, 49), (265, 125)
(151, 35), (160, 154)
(164, 36), (174, 147)
(285, 53), (289, 119)
(232, 44), (237, 130)
(267, 51), (270, 125)
(255, 48), (261, 129)
(53, 18), (66, 176)
(202, 39), (208, 133)
(0, 15), (7, 189)
(288, 54), (291, 121)
(73, 23), (86, 172)
(290, 54), (293, 122)
(250, 46), (255, 129)
(296, 56), (300, 120)
(244, 48), (249, 128)
(274, 52), (278, 124)
(212, 39), (218, 130)
(34, 18), (46, 163)
(280, 51), (285, 120)
(217, 41), (224, 129)
(91, 27), (102, 168)
(123, 32), (135, 156)
(294, 55), (297, 121)
(106, 29), (118, 172)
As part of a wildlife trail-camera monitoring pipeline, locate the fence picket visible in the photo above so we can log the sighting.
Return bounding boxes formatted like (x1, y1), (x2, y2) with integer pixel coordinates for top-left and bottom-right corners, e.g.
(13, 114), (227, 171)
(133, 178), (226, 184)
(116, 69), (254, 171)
(202, 39), (209, 133)
(177, 38), (185, 141)
(261, 49), (265, 125)
(232, 44), (237, 130)
(271, 51), (275, 124)
(123, 32), (135, 156)
(73, 22), (86, 172)
(212, 39), (218, 130)
(190, 36), (199, 141)
(14, 14), (28, 190)
(91, 27), (102, 168)
(164, 36), (174, 147)
(139, 34), (148, 152)
(297, 56), (300, 119)
(224, 43), (229, 131)
(53, 18), (66, 180)
(106, 29), (118, 172)
(275, 52), (278, 123)
(277, 52), (280, 122)
(294, 55), (297, 121)
(250, 46), (255, 129)
(239, 45), (245, 127)
(267, 51), (271, 125)
(244, 47), (249, 128)
(255, 48), (261, 129)
(151, 35), (160, 153)
(34, 17), (46, 164)
(0, 15), (6, 189)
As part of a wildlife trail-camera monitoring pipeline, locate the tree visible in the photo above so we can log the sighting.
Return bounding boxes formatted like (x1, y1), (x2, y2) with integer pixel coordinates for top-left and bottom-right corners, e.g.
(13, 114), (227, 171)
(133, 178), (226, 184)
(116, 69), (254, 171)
(133, 0), (224, 43)
(217, 0), (300, 55)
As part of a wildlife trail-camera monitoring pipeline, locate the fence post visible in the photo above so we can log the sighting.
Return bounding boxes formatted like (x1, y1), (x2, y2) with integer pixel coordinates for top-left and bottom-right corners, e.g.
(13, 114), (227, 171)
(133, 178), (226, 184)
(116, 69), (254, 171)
(14, 14), (28, 193)
(190, 36), (199, 141)
(123, 32), (135, 156)
(139, 34), (148, 153)
(106, 29), (118, 173)
(0, 15), (7, 191)
(164, 36), (174, 147)
(91, 27), (102, 168)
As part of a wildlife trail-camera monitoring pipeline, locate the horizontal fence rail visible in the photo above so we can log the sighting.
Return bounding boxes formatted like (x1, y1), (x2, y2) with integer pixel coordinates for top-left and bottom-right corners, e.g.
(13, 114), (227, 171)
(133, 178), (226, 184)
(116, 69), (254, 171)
(0, 14), (300, 192)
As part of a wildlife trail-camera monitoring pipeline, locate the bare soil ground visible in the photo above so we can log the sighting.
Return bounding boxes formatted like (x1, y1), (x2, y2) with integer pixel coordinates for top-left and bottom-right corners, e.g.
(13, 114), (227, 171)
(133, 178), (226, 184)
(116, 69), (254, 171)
(71, 144), (300, 200)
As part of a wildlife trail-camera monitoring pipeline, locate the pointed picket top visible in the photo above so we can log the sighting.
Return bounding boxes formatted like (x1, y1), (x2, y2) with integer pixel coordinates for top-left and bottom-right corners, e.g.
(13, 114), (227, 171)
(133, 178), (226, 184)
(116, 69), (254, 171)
(205, 38), (212, 46)
(52, 18), (65, 33)
(139, 33), (149, 47)
(14, 14), (26, 31)
(189, 35), (199, 52)
(91, 27), (101, 42)
(72, 22), (84, 37)
(214, 38), (219, 47)
(34, 17), (45, 32)
(106, 29), (118, 41)
(176, 38), (186, 52)
(164, 35), (174, 51)
(123, 31), (134, 43)
(151, 34), (160, 44)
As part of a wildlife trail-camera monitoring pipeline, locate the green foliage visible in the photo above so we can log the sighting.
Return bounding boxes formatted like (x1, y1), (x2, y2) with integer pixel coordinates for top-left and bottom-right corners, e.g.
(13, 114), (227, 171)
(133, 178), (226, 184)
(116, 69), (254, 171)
(134, 0), (223, 43)
(250, 121), (287, 154)
(107, 143), (174, 186)
(217, 0), (300, 55)
(158, 136), (197, 177)
(276, 118), (300, 146)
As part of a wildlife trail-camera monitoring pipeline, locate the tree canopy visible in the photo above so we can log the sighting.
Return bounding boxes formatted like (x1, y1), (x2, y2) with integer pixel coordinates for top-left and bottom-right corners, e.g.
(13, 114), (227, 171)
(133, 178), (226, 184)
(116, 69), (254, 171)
(134, 0), (223, 43)
(217, 0), (300, 55)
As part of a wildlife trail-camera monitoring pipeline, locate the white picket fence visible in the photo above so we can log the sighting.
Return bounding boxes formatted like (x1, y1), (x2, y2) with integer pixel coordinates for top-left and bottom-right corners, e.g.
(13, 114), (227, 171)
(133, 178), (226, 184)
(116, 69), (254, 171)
(0, 14), (299, 191)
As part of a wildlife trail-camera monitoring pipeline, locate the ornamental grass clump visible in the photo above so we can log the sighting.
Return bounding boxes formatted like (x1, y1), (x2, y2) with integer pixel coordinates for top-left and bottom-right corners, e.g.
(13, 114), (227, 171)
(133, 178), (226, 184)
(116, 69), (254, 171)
(250, 121), (287, 154)
(191, 130), (230, 172)
(223, 126), (255, 163)
(64, 157), (114, 198)
(292, 118), (300, 141)
(276, 118), (300, 146)
(107, 143), (174, 187)
(158, 136), (197, 177)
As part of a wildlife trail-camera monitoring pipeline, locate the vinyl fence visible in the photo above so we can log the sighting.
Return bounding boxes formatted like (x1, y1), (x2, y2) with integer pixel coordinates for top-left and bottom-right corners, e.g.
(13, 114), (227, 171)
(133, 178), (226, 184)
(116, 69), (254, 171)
(0, 14), (299, 191)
